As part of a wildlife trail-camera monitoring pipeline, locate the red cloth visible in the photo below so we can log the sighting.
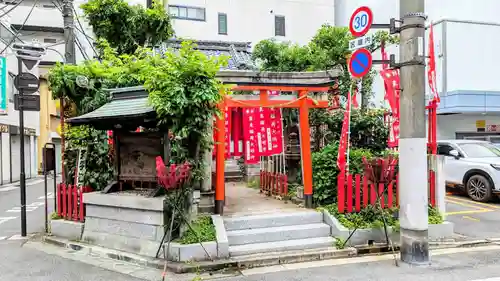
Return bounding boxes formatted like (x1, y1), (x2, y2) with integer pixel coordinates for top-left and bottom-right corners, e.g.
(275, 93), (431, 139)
(427, 24), (440, 104)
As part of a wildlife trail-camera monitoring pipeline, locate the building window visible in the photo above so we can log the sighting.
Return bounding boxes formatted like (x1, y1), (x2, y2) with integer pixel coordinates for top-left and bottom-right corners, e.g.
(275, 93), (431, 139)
(169, 5), (205, 21)
(218, 13), (227, 35)
(275, 15), (286, 37)
(43, 38), (57, 44)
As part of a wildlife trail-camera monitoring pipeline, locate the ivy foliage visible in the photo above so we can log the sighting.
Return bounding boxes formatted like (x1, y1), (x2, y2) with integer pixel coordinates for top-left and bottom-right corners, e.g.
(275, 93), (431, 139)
(312, 142), (374, 205)
(48, 39), (227, 187)
(80, 0), (174, 55)
(252, 25), (398, 108)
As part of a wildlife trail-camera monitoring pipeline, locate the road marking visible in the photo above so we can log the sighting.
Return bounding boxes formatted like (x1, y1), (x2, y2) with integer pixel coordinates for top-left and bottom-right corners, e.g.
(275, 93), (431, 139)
(0, 236), (5, 240)
(0, 217), (16, 225)
(8, 234), (32, 240)
(446, 209), (493, 215)
(6, 202), (46, 213)
(470, 278), (500, 281)
(446, 198), (492, 210)
(38, 192), (54, 200)
(447, 196), (500, 209)
(463, 215), (480, 222)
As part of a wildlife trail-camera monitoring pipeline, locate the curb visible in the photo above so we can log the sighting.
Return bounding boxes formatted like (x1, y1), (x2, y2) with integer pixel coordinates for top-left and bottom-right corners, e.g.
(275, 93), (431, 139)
(42, 236), (357, 274)
(41, 235), (500, 274)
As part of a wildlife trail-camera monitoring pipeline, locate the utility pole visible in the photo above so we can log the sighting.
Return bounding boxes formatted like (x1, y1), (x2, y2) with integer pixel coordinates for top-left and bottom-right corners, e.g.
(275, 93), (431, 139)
(398, 0), (429, 264)
(61, 0), (76, 183)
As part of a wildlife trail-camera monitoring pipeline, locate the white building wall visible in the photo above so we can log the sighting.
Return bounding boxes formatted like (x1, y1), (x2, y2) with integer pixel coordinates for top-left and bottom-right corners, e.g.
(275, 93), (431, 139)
(166, 0), (335, 46)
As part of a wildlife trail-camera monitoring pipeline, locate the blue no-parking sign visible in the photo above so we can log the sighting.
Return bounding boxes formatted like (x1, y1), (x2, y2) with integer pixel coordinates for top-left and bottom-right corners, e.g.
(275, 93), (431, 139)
(348, 48), (372, 78)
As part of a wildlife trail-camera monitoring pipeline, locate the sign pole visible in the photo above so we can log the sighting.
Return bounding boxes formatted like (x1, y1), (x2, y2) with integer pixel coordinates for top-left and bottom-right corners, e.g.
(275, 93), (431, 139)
(17, 57), (27, 237)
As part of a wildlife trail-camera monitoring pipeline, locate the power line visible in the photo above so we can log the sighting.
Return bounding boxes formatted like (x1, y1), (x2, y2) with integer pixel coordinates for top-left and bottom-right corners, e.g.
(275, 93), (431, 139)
(0, 0), (26, 19)
(0, 0), (38, 55)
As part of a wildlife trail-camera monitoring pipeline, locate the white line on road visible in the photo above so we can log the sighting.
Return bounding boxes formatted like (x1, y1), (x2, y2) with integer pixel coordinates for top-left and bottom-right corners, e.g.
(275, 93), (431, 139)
(0, 236), (5, 240)
(38, 192), (54, 200)
(470, 278), (500, 281)
(0, 217), (16, 225)
(0, 179), (49, 192)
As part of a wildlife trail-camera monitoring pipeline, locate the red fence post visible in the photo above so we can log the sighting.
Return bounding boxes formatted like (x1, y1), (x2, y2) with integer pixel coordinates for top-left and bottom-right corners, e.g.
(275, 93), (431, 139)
(370, 183), (376, 205)
(346, 174), (353, 213)
(362, 176), (368, 207)
(355, 175), (361, 212)
(337, 173), (345, 213)
(378, 183), (385, 208)
(79, 187), (84, 222)
(387, 181), (394, 208)
(62, 184), (67, 219)
(57, 183), (62, 216)
(73, 186), (78, 221)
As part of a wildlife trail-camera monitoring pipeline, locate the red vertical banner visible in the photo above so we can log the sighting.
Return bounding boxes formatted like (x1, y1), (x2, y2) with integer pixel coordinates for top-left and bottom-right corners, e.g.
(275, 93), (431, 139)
(427, 24), (439, 104)
(224, 107), (232, 159)
(380, 69), (401, 148)
(242, 108), (259, 164)
(268, 108), (283, 155)
(257, 107), (270, 156)
(232, 108), (242, 156)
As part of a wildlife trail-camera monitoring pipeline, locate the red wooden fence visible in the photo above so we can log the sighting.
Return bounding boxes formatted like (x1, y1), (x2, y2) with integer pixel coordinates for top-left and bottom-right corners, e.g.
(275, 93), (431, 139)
(260, 171), (288, 197)
(337, 171), (436, 213)
(56, 184), (93, 222)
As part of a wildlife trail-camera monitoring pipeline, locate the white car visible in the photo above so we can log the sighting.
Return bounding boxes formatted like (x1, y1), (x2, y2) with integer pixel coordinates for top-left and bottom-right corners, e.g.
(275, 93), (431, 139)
(438, 140), (500, 202)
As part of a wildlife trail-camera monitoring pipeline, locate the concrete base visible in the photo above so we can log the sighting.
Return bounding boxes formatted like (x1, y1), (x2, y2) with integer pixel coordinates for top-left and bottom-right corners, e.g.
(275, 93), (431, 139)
(167, 242), (218, 262)
(82, 192), (166, 258)
(400, 228), (430, 264)
(50, 220), (84, 241)
(322, 209), (454, 246)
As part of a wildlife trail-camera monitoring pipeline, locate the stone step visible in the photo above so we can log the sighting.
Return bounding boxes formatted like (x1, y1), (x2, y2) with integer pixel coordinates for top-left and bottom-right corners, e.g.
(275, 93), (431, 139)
(229, 236), (335, 257)
(227, 223), (331, 246)
(223, 211), (323, 231)
(197, 204), (214, 214)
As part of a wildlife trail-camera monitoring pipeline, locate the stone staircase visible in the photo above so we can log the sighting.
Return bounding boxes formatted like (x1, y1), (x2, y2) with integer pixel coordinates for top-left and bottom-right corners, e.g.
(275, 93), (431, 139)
(224, 159), (243, 182)
(223, 211), (334, 257)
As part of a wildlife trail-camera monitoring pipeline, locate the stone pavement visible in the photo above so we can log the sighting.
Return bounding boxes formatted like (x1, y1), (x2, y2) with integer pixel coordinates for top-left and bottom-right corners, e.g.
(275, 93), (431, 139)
(223, 182), (304, 216)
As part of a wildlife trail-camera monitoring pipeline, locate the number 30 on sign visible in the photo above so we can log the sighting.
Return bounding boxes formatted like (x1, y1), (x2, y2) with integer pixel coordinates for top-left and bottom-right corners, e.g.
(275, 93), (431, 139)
(349, 6), (373, 37)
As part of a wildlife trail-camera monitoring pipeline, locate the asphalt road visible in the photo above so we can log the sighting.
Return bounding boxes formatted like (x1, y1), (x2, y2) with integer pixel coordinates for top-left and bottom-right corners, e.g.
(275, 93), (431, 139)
(0, 176), (57, 240)
(445, 190), (500, 239)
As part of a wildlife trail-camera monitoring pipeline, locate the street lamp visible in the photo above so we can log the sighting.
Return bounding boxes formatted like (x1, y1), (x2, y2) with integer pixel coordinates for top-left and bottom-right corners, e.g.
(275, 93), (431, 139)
(12, 43), (46, 237)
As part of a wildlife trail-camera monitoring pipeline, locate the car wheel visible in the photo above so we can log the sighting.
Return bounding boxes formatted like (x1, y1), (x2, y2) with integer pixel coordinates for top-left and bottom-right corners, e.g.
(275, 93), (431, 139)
(466, 174), (493, 202)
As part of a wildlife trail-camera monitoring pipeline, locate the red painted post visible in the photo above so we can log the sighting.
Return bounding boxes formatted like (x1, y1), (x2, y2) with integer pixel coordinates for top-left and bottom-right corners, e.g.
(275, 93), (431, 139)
(346, 174), (353, 213)
(429, 171), (436, 207)
(355, 174), (361, 212)
(68, 185), (73, 220)
(79, 188), (84, 222)
(396, 175), (400, 206)
(362, 176), (368, 207)
(378, 183), (385, 208)
(62, 184), (67, 219)
(73, 186), (78, 221)
(337, 173), (345, 213)
(283, 174), (288, 196)
(57, 183), (62, 216)
(387, 181), (394, 208)
(259, 170), (263, 192)
(370, 183), (376, 205)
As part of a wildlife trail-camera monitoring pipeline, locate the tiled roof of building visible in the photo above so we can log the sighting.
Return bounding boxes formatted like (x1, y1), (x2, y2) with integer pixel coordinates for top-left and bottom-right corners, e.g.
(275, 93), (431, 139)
(155, 39), (256, 70)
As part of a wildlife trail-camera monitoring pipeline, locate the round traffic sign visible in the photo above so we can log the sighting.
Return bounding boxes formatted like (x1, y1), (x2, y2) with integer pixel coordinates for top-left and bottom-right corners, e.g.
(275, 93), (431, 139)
(349, 6), (373, 37)
(348, 48), (372, 78)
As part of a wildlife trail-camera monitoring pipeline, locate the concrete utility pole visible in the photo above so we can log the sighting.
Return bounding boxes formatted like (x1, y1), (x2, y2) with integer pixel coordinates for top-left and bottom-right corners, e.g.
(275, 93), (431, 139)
(399, 0), (429, 264)
(61, 0), (76, 182)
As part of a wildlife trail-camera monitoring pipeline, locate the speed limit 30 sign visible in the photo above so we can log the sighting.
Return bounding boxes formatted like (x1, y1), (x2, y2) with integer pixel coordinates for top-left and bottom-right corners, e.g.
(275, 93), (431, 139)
(349, 6), (373, 37)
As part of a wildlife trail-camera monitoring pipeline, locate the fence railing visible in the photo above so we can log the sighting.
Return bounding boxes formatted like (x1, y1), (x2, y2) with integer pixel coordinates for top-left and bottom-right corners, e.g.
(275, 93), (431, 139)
(56, 184), (92, 222)
(337, 171), (437, 213)
(260, 171), (288, 197)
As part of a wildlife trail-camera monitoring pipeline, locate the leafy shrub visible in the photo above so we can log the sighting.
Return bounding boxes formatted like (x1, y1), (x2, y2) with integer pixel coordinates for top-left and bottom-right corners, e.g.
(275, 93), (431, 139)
(177, 216), (216, 245)
(325, 204), (444, 230)
(312, 142), (373, 205)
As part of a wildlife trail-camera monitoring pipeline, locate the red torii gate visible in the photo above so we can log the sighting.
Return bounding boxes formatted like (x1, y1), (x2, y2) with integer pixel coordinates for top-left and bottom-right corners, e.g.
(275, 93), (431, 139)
(213, 69), (341, 215)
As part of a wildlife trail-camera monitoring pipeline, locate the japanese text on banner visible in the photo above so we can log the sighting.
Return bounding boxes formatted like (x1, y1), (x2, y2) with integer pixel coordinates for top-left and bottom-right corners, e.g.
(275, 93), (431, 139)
(268, 108), (283, 155)
(242, 108), (260, 164)
(224, 108), (232, 159)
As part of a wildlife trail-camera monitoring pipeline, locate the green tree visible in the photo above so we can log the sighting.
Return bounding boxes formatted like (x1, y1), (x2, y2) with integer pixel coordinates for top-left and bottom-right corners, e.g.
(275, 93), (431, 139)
(81, 0), (174, 55)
